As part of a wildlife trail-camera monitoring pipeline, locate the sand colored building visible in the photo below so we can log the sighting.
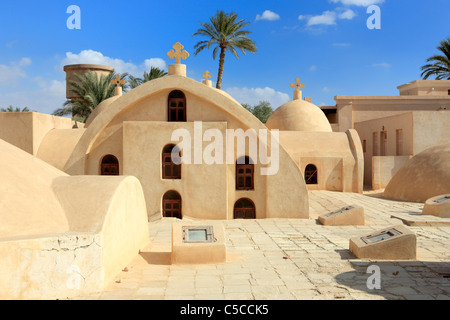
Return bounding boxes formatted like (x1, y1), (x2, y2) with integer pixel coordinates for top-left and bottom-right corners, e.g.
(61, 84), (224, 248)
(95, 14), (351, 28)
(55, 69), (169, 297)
(1, 41), (450, 300)
(266, 79), (364, 193)
(0, 43), (310, 223)
(325, 80), (450, 189)
(0, 139), (150, 299)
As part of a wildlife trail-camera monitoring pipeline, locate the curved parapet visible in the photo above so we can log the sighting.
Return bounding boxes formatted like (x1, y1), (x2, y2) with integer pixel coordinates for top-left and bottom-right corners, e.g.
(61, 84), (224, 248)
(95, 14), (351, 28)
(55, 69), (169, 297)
(0, 139), (150, 299)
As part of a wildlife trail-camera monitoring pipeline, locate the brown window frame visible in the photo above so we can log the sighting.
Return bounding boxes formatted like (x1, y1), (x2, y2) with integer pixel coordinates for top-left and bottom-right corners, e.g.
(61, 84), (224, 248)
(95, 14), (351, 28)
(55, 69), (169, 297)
(100, 155), (119, 176)
(236, 156), (254, 190)
(234, 198), (256, 219)
(168, 90), (186, 122)
(304, 164), (318, 185)
(162, 191), (182, 219)
(162, 145), (181, 180)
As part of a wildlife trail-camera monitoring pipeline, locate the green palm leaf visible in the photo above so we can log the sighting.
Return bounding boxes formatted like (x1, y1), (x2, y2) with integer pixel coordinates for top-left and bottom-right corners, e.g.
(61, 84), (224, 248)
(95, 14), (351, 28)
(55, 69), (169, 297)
(193, 10), (257, 89)
(52, 70), (127, 123)
(421, 37), (450, 80)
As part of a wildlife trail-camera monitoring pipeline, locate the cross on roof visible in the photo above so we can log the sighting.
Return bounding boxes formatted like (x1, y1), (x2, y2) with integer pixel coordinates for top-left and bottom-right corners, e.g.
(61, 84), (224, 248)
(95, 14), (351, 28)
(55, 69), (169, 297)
(111, 74), (125, 87)
(290, 78), (305, 91)
(167, 42), (189, 64)
(202, 70), (212, 81)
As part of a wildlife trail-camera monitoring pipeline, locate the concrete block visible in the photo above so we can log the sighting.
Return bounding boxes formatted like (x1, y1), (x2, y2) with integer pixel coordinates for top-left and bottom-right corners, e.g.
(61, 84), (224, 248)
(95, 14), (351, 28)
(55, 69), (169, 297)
(422, 194), (450, 218)
(318, 205), (365, 226)
(171, 222), (226, 264)
(349, 225), (416, 260)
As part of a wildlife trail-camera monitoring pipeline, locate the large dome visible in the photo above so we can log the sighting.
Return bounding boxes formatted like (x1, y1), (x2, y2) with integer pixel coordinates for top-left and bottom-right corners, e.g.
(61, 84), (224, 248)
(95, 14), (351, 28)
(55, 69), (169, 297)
(266, 99), (332, 132)
(383, 142), (450, 202)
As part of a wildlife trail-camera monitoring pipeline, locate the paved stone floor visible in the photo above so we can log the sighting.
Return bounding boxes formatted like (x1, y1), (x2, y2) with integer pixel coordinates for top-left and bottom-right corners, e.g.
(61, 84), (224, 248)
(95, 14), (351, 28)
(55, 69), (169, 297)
(74, 190), (450, 300)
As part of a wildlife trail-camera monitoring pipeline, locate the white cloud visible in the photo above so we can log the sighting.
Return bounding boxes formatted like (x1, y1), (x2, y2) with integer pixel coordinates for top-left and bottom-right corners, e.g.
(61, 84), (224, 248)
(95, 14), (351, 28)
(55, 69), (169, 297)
(299, 8), (356, 27)
(144, 58), (166, 71)
(0, 78), (66, 114)
(256, 10), (280, 21)
(338, 9), (357, 20)
(300, 11), (337, 26)
(372, 62), (391, 68)
(5, 40), (18, 48)
(62, 50), (167, 76)
(18, 57), (32, 67)
(225, 86), (290, 108)
(309, 65), (317, 71)
(330, 0), (384, 6)
(0, 58), (32, 85)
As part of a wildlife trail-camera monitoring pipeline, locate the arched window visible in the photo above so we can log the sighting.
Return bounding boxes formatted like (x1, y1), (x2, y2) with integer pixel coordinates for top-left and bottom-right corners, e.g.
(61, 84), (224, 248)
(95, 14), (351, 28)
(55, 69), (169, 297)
(236, 156), (254, 190)
(234, 198), (256, 219)
(100, 155), (119, 175)
(168, 90), (186, 122)
(162, 144), (181, 179)
(162, 190), (182, 219)
(304, 164), (318, 185)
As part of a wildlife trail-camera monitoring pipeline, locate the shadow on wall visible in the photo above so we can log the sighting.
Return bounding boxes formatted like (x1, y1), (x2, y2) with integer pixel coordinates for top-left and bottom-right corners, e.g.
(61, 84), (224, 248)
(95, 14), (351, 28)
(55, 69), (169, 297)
(334, 258), (450, 300)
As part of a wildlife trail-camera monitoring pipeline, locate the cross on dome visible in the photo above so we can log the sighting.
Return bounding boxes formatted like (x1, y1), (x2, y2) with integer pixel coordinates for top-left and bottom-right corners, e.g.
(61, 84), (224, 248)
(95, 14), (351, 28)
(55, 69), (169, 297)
(111, 74), (125, 96)
(290, 78), (305, 100)
(290, 78), (305, 91)
(111, 74), (125, 87)
(202, 70), (212, 81)
(167, 42), (190, 64)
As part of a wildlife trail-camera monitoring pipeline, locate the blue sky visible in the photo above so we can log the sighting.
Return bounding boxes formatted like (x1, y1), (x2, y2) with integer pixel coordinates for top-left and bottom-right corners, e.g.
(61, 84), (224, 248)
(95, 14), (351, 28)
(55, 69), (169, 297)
(0, 0), (449, 114)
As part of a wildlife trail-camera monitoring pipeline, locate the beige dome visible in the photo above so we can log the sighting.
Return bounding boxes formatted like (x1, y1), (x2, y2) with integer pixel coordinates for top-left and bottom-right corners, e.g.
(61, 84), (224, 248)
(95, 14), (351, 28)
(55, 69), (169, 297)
(85, 95), (120, 127)
(266, 99), (332, 132)
(383, 142), (450, 202)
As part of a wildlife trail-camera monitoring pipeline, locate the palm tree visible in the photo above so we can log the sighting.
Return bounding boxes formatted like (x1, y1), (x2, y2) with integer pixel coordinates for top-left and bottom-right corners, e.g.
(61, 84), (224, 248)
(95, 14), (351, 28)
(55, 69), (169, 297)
(52, 70), (127, 123)
(193, 10), (257, 89)
(421, 37), (450, 80)
(0, 106), (30, 112)
(128, 66), (168, 89)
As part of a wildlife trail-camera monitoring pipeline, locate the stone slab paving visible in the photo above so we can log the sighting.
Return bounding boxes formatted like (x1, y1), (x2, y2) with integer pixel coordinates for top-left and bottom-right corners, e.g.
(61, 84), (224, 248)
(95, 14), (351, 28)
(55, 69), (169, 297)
(73, 190), (450, 300)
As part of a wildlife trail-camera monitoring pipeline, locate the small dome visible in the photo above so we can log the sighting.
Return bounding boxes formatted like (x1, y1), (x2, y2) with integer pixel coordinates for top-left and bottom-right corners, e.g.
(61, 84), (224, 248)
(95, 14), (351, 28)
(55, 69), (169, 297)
(266, 99), (332, 132)
(85, 95), (120, 128)
(383, 142), (450, 202)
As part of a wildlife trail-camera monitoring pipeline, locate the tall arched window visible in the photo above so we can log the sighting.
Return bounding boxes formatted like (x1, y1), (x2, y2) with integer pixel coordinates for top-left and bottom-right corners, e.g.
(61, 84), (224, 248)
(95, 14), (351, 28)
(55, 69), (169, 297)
(162, 190), (182, 219)
(234, 198), (256, 219)
(162, 144), (181, 179)
(304, 164), (318, 185)
(168, 90), (186, 122)
(236, 156), (254, 190)
(100, 155), (119, 175)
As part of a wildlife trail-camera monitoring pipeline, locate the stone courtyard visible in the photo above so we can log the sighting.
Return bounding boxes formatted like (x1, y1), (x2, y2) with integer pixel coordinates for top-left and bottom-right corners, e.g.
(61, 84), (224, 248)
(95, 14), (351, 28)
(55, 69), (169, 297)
(72, 190), (450, 300)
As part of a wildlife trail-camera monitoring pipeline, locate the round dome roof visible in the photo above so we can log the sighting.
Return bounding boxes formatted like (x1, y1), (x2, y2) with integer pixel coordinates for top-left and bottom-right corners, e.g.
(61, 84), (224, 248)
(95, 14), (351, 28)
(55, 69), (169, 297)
(383, 142), (450, 202)
(85, 95), (120, 128)
(266, 99), (332, 132)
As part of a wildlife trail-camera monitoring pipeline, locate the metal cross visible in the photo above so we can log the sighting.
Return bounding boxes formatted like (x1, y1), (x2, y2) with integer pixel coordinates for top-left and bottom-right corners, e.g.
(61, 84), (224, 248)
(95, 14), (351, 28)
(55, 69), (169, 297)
(111, 74), (125, 87)
(290, 78), (305, 91)
(167, 42), (189, 64)
(202, 70), (212, 81)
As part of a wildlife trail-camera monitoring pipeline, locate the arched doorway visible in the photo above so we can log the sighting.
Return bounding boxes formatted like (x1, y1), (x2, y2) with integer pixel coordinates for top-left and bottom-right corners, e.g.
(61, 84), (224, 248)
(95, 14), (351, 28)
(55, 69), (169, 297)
(100, 155), (119, 175)
(168, 90), (186, 122)
(162, 190), (182, 219)
(234, 198), (256, 219)
(304, 164), (318, 184)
